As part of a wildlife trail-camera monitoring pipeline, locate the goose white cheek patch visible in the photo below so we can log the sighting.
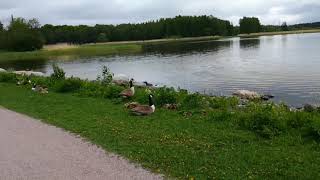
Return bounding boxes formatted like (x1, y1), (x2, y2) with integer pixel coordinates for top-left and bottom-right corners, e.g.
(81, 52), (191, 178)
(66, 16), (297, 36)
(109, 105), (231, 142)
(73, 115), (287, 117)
(151, 105), (155, 112)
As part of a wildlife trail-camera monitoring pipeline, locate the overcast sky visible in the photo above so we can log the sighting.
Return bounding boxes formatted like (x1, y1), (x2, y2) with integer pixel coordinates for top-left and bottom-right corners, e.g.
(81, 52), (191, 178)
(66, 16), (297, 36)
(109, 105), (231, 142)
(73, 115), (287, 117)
(0, 0), (319, 26)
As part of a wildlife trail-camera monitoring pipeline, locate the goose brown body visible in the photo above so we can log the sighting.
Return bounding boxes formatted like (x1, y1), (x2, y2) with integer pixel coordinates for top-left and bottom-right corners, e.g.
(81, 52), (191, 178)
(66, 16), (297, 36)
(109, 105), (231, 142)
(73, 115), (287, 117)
(130, 94), (155, 116)
(119, 79), (135, 98)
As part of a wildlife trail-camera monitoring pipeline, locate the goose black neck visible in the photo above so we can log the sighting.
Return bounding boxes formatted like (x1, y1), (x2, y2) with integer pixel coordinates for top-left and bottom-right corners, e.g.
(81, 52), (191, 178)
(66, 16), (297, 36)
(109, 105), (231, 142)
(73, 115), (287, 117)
(129, 80), (133, 88)
(149, 95), (154, 106)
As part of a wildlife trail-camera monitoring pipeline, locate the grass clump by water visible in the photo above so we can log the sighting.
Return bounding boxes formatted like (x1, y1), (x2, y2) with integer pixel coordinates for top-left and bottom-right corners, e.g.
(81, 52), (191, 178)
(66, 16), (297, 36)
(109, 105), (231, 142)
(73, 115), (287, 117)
(0, 43), (142, 62)
(1, 68), (320, 179)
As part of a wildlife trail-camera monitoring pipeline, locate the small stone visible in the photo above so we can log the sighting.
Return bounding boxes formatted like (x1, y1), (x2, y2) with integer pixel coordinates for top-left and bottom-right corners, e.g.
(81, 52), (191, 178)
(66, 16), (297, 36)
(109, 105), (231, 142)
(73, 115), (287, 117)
(232, 90), (261, 100)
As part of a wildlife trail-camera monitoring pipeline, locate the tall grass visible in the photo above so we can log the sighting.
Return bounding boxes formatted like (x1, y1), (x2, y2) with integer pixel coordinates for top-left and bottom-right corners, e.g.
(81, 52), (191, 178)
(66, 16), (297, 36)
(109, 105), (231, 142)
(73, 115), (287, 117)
(0, 44), (142, 61)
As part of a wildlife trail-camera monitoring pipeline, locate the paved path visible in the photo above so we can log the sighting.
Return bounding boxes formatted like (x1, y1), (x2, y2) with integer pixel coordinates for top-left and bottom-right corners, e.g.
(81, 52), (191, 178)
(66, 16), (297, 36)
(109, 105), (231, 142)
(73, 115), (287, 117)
(0, 108), (162, 180)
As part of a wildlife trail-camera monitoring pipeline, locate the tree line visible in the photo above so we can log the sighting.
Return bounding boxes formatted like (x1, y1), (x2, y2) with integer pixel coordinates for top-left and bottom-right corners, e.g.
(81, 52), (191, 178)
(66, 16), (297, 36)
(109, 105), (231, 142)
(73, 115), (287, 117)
(41, 15), (234, 44)
(1, 15), (320, 52)
(0, 17), (44, 51)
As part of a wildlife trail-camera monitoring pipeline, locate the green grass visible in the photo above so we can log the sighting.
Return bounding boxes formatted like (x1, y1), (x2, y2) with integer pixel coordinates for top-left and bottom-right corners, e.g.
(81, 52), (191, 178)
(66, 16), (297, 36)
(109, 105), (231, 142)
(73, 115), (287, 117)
(0, 35), (224, 62)
(0, 44), (142, 62)
(0, 81), (320, 179)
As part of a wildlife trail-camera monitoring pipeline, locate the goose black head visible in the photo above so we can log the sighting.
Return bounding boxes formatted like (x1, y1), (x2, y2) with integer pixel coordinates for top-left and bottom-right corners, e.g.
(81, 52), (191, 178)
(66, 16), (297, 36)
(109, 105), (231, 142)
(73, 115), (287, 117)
(149, 94), (155, 106)
(129, 78), (134, 88)
(143, 81), (153, 87)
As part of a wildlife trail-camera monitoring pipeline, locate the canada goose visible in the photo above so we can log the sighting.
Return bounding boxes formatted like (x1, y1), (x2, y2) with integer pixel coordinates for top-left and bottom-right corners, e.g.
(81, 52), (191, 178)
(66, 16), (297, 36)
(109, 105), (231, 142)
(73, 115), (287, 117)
(143, 81), (153, 87)
(32, 84), (48, 94)
(131, 94), (155, 116)
(119, 78), (135, 98)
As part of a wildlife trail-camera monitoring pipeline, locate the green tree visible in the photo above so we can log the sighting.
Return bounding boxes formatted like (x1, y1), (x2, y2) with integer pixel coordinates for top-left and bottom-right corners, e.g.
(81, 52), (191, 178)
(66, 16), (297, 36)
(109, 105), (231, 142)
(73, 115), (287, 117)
(239, 17), (261, 34)
(0, 21), (3, 31)
(6, 17), (44, 51)
(96, 33), (108, 42)
(281, 22), (289, 31)
(0, 21), (5, 49)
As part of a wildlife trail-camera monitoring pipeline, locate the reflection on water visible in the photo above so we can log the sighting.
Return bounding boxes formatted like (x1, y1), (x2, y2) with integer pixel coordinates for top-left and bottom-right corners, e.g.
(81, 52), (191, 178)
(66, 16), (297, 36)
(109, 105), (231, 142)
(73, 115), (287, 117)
(0, 59), (47, 71)
(143, 40), (231, 55)
(239, 38), (260, 49)
(1, 33), (320, 106)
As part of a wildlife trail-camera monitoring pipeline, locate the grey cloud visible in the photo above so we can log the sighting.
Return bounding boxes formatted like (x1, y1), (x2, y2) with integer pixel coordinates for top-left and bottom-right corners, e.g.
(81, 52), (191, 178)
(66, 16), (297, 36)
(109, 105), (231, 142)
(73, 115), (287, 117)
(0, 0), (319, 25)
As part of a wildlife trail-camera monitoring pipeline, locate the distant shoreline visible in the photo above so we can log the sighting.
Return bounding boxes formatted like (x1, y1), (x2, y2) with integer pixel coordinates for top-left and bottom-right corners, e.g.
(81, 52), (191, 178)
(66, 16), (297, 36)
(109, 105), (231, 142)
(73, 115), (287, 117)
(1, 30), (320, 62)
(238, 29), (320, 38)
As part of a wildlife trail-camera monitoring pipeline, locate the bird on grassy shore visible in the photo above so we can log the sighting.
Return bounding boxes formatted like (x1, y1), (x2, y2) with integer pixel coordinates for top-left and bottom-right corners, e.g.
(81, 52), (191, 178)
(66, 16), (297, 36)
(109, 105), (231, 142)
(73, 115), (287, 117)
(119, 78), (135, 98)
(32, 84), (48, 94)
(143, 81), (153, 87)
(130, 94), (155, 116)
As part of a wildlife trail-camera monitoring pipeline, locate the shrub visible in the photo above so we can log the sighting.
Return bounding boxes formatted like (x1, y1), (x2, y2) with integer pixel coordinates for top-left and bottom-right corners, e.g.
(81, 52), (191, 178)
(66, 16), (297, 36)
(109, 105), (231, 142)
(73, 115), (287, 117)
(103, 85), (123, 99)
(154, 87), (178, 106)
(78, 80), (123, 99)
(51, 64), (65, 80)
(309, 117), (320, 140)
(97, 66), (113, 85)
(239, 104), (287, 138)
(132, 88), (150, 104)
(79, 81), (105, 98)
(181, 93), (207, 110)
(209, 96), (239, 110)
(0, 72), (17, 83)
(53, 78), (83, 93)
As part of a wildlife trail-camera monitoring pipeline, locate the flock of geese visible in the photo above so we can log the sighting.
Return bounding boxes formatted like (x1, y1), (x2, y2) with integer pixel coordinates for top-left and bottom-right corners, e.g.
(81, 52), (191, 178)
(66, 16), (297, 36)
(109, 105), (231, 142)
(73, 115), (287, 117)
(119, 78), (156, 116)
(23, 77), (155, 116)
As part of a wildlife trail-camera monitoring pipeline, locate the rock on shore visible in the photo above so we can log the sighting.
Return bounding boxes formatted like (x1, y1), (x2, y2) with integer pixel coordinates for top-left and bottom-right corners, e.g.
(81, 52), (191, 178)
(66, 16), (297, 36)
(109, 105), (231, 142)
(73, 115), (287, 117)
(14, 71), (45, 77)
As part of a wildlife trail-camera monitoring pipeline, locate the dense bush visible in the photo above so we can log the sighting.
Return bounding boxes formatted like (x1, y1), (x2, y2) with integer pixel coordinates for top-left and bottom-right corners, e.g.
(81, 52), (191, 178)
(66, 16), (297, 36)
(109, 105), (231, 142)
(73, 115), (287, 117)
(53, 78), (83, 93)
(209, 96), (239, 110)
(154, 87), (178, 106)
(309, 117), (320, 140)
(79, 81), (124, 99)
(1, 17), (44, 51)
(238, 104), (288, 138)
(0, 72), (17, 83)
(181, 93), (207, 110)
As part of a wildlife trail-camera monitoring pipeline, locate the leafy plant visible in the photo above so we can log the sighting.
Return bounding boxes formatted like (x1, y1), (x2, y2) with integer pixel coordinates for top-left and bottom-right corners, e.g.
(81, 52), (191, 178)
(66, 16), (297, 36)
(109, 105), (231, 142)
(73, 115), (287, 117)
(97, 66), (113, 85)
(154, 87), (178, 106)
(53, 77), (83, 93)
(239, 104), (287, 138)
(0, 72), (17, 83)
(181, 93), (207, 110)
(51, 64), (65, 80)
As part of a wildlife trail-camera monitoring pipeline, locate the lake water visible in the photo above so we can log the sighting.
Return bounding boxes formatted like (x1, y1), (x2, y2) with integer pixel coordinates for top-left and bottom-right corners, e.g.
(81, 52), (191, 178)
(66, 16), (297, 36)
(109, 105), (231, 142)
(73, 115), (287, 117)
(1, 33), (320, 106)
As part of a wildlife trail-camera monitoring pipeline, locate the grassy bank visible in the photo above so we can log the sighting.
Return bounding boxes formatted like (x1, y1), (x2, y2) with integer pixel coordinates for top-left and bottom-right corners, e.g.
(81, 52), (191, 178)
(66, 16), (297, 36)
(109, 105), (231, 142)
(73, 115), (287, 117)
(238, 29), (320, 38)
(0, 71), (320, 179)
(0, 44), (142, 62)
(0, 36), (222, 62)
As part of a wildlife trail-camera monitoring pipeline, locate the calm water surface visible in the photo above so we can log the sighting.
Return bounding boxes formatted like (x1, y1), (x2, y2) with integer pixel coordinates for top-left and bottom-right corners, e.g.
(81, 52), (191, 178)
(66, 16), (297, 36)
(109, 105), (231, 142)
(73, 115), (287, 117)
(1, 33), (320, 106)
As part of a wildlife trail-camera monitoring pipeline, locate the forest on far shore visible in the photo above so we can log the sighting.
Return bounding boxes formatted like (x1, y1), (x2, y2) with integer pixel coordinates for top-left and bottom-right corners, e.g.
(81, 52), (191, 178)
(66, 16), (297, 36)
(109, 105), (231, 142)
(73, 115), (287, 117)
(0, 15), (320, 51)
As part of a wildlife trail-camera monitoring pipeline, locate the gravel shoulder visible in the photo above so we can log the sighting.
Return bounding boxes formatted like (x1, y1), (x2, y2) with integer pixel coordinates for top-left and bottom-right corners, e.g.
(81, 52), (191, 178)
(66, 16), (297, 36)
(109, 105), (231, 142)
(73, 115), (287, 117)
(0, 107), (163, 180)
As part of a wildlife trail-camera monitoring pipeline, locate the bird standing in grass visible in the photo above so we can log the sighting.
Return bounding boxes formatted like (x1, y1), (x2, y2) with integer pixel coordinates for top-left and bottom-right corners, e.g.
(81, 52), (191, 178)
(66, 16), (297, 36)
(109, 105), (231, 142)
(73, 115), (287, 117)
(130, 94), (155, 116)
(119, 78), (135, 98)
